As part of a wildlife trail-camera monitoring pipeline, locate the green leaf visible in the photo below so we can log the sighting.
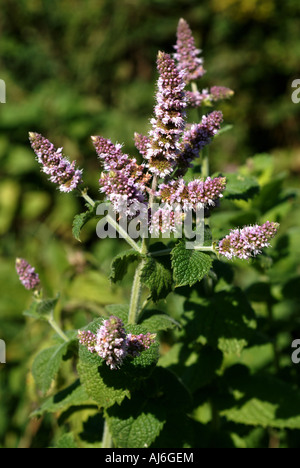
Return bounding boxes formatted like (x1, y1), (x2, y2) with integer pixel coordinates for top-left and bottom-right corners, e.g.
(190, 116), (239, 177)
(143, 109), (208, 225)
(106, 367), (191, 448)
(171, 241), (212, 287)
(106, 396), (165, 448)
(138, 310), (180, 333)
(53, 433), (78, 448)
(72, 202), (99, 242)
(141, 256), (173, 302)
(24, 295), (59, 321)
(77, 319), (159, 408)
(223, 173), (260, 201)
(77, 342), (131, 409)
(32, 380), (93, 417)
(159, 344), (223, 393)
(109, 250), (141, 283)
(32, 338), (76, 395)
(68, 271), (123, 305)
(183, 287), (259, 356)
(220, 366), (300, 429)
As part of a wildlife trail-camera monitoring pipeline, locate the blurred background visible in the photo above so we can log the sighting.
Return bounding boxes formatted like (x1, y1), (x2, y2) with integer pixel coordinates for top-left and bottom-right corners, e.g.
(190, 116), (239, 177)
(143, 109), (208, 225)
(0, 0), (300, 448)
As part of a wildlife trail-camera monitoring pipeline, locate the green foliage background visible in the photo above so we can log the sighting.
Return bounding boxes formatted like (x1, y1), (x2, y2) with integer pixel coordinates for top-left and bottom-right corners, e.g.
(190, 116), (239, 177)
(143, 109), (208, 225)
(0, 0), (300, 448)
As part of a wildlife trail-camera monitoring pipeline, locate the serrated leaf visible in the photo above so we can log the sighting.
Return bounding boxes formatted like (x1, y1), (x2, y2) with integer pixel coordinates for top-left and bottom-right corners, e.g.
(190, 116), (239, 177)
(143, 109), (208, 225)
(110, 250), (141, 283)
(183, 287), (258, 356)
(32, 380), (93, 417)
(159, 344), (223, 393)
(106, 367), (191, 448)
(72, 202), (99, 242)
(77, 318), (159, 409)
(77, 344), (131, 409)
(32, 338), (76, 395)
(223, 173), (260, 201)
(106, 397), (165, 448)
(141, 256), (173, 302)
(138, 310), (180, 333)
(171, 241), (212, 287)
(24, 295), (59, 321)
(220, 366), (300, 429)
(52, 433), (78, 448)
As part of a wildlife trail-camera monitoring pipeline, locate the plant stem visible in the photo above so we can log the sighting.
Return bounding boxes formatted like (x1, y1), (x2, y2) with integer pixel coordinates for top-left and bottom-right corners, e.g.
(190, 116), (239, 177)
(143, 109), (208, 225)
(128, 245), (147, 325)
(79, 189), (142, 253)
(48, 316), (69, 343)
(127, 175), (158, 324)
(80, 189), (95, 207)
(193, 244), (215, 252)
(102, 419), (113, 448)
(201, 146), (210, 180)
(106, 214), (143, 254)
(150, 245), (216, 257)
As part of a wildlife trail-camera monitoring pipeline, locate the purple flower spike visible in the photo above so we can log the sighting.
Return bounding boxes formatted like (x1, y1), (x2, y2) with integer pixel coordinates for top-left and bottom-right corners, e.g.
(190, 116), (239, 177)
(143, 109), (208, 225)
(149, 206), (183, 236)
(218, 221), (280, 260)
(78, 317), (157, 370)
(95, 316), (128, 370)
(78, 330), (96, 353)
(16, 258), (40, 291)
(92, 136), (151, 216)
(174, 18), (206, 83)
(29, 133), (83, 193)
(177, 111), (223, 173)
(210, 86), (234, 102)
(127, 332), (157, 357)
(134, 133), (150, 159)
(158, 176), (226, 211)
(186, 87), (234, 108)
(146, 51), (187, 177)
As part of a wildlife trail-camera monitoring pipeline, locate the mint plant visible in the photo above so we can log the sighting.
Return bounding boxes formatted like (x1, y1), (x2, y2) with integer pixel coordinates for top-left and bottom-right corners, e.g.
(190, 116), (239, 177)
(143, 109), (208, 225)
(16, 19), (283, 449)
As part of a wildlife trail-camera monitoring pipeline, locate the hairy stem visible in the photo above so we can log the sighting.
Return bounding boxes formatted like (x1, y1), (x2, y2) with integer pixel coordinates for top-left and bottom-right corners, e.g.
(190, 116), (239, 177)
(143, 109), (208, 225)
(128, 238), (148, 325)
(201, 146), (210, 180)
(106, 215), (143, 253)
(48, 316), (69, 343)
(102, 419), (113, 448)
(80, 189), (96, 207)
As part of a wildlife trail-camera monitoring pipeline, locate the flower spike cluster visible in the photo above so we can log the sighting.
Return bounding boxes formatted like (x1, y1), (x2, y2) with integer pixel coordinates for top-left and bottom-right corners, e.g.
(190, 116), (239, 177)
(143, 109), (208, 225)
(186, 86), (234, 108)
(177, 111), (223, 173)
(92, 136), (150, 216)
(78, 316), (156, 370)
(27, 19), (278, 267)
(158, 176), (227, 211)
(149, 206), (184, 236)
(173, 19), (233, 110)
(134, 133), (150, 159)
(146, 51), (187, 177)
(218, 221), (279, 260)
(16, 258), (40, 291)
(174, 18), (206, 83)
(29, 133), (83, 193)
